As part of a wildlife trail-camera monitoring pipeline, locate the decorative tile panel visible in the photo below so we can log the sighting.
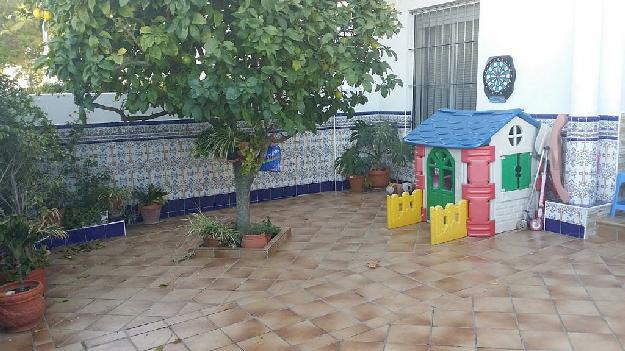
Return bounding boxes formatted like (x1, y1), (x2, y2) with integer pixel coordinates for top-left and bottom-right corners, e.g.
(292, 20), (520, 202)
(60, 113), (413, 204)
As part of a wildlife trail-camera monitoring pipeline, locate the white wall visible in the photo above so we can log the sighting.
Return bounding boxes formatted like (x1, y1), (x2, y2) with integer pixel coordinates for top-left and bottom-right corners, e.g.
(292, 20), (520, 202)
(32, 93), (177, 125)
(476, 0), (574, 113)
(476, 0), (625, 116)
(360, 0), (453, 113)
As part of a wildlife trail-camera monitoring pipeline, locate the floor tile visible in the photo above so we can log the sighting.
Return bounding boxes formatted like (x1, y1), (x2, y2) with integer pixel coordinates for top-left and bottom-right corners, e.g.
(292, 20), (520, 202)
(258, 309), (304, 330)
(184, 329), (232, 351)
(237, 332), (291, 351)
(386, 325), (430, 345)
(568, 332), (622, 351)
(222, 319), (269, 343)
(561, 315), (612, 333)
(431, 327), (474, 347)
(476, 328), (523, 349)
(516, 313), (564, 331)
(521, 330), (572, 350)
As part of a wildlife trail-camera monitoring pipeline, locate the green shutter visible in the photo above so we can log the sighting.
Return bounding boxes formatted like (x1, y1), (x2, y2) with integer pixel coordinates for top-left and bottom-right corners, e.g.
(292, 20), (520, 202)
(518, 152), (532, 189)
(501, 155), (518, 191)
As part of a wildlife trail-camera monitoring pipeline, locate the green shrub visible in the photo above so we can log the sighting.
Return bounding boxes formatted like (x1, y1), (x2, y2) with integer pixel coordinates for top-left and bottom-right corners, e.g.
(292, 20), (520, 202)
(247, 217), (281, 238)
(186, 214), (240, 248)
(133, 184), (168, 207)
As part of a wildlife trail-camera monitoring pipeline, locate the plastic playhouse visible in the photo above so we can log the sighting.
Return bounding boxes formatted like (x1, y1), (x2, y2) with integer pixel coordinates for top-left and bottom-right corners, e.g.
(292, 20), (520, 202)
(403, 108), (543, 237)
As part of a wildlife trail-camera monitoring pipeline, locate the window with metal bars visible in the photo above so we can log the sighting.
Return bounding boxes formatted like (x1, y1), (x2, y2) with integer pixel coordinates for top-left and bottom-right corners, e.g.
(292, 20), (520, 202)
(411, 0), (480, 125)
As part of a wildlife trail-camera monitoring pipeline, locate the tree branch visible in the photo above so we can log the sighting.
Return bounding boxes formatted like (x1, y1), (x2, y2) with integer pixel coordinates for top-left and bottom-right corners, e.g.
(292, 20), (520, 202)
(91, 102), (170, 121)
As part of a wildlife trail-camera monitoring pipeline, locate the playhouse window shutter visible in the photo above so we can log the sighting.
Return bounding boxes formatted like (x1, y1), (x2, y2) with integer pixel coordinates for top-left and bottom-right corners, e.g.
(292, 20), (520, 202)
(501, 155), (518, 191)
(518, 153), (531, 189)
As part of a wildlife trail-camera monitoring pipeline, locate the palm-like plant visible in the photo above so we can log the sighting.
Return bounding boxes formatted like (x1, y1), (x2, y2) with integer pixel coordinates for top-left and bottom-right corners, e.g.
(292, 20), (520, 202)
(0, 214), (65, 289)
(349, 121), (412, 171)
(133, 184), (168, 207)
(335, 146), (371, 177)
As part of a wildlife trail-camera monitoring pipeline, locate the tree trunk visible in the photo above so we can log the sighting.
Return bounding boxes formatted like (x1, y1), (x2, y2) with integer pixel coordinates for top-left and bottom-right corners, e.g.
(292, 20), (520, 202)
(232, 163), (256, 233)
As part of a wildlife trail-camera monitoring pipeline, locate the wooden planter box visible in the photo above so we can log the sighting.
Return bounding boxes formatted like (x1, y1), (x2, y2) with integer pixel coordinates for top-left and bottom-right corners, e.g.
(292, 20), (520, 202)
(195, 228), (291, 259)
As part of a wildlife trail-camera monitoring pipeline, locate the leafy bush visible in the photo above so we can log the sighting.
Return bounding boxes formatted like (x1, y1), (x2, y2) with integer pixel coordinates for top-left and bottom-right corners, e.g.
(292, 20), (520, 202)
(335, 146), (371, 177)
(58, 160), (115, 229)
(349, 121), (412, 171)
(0, 73), (63, 216)
(247, 217), (281, 238)
(0, 214), (65, 287)
(186, 214), (240, 248)
(133, 184), (168, 207)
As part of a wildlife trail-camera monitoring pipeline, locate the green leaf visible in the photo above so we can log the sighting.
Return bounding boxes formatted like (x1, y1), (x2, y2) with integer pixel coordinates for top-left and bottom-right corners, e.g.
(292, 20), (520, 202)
(119, 5), (134, 17)
(88, 36), (99, 47)
(192, 13), (206, 25)
(140, 26), (152, 34)
(101, 1), (111, 16)
(225, 87), (240, 101)
(88, 0), (96, 12)
(119, 0), (130, 7)
(111, 54), (123, 64)
(213, 12), (224, 26)
(205, 37), (219, 54)
(117, 48), (127, 55)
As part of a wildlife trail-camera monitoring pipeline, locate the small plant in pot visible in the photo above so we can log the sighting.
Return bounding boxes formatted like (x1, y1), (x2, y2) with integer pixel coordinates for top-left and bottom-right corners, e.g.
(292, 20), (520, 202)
(242, 217), (281, 249)
(0, 214), (65, 332)
(349, 121), (412, 188)
(186, 214), (240, 248)
(133, 184), (168, 225)
(102, 186), (129, 220)
(335, 146), (370, 193)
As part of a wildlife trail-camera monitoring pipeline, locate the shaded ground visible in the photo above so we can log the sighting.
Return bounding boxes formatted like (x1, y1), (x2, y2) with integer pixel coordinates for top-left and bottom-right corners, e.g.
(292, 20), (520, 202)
(3, 191), (625, 351)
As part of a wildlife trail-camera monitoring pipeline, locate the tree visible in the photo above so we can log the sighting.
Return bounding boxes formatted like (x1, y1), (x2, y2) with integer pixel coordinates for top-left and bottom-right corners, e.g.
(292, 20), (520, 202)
(38, 0), (403, 232)
(0, 73), (61, 216)
(0, 0), (44, 86)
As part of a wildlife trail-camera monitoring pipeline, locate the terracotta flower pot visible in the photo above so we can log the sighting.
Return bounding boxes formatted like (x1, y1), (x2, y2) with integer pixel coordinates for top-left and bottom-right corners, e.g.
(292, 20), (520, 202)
(368, 169), (390, 188)
(109, 198), (124, 218)
(203, 236), (220, 247)
(140, 204), (162, 224)
(0, 280), (45, 332)
(27, 268), (47, 292)
(348, 175), (365, 193)
(241, 234), (268, 249)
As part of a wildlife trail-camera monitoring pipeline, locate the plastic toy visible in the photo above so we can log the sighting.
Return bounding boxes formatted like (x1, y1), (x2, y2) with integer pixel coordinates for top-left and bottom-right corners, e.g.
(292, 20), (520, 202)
(404, 109), (543, 236)
(519, 114), (570, 230)
(610, 173), (625, 216)
(386, 190), (423, 229)
(430, 200), (468, 244)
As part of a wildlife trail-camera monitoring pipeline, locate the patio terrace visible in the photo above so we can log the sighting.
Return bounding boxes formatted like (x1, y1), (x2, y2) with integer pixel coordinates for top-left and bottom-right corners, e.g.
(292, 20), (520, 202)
(3, 191), (625, 351)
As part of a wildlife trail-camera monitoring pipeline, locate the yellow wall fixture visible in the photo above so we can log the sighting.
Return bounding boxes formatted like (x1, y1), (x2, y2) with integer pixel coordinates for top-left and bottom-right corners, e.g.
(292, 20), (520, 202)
(387, 190), (423, 229)
(430, 200), (468, 245)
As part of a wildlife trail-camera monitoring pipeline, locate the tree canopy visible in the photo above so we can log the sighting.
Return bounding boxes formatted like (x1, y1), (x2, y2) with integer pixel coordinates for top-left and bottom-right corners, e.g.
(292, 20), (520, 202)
(0, 0), (44, 85)
(39, 0), (403, 230)
(39, 0), (402, 130)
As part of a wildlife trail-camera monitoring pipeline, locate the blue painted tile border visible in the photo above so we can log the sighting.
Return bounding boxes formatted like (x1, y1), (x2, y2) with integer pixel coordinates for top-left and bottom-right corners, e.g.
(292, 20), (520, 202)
(544, 218), (585, 239)
(37, 220), (126, 250)
(131, 180), (354, 223)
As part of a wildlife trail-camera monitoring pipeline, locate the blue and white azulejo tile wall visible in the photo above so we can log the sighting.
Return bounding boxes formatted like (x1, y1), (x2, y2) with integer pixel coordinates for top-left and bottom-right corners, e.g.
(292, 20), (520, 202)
(59, 112), (414, 219)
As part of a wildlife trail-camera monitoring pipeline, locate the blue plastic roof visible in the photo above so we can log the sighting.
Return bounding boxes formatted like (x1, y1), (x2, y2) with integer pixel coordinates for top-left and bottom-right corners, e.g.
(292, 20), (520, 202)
(403, 108), (540, 149)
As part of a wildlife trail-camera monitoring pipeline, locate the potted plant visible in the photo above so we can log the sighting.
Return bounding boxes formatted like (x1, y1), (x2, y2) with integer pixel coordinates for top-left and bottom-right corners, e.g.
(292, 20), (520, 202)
(101, 185), (129, 220)
(349, 121), (412, 188)
(0, 215), (65, 332)
(133, 184), (168, 225)
(335, 146), (370, 193)
(186, 214), (240, 248)
(242, 217), (281, 248)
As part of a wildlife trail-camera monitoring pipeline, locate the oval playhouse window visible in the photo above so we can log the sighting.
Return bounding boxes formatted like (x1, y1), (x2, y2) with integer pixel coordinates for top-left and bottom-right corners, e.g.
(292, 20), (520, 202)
(508, 125), (522, 147)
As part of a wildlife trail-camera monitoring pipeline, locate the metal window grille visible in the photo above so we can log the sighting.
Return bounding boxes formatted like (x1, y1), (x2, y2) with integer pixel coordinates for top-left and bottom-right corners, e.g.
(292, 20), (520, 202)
(411, 0), (480, 124)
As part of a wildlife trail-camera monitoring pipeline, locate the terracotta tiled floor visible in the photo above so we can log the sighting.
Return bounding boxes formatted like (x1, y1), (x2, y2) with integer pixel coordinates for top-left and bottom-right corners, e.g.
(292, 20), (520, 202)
(3, 191), (625, 350)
